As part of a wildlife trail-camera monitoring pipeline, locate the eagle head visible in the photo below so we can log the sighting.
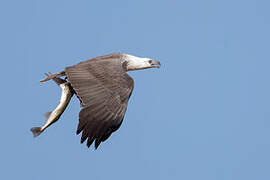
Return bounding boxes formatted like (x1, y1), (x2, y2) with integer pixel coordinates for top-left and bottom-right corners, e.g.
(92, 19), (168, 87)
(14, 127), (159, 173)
(123, 54), (161, 71)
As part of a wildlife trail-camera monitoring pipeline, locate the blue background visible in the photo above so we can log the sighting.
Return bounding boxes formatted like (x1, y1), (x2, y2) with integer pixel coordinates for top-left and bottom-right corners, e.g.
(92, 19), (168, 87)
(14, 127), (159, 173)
(1, 0), (270, 179)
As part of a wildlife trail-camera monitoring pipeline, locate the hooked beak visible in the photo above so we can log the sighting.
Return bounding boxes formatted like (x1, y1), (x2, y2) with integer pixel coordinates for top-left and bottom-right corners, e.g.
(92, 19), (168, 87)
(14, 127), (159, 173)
(149, 60), (161, 68)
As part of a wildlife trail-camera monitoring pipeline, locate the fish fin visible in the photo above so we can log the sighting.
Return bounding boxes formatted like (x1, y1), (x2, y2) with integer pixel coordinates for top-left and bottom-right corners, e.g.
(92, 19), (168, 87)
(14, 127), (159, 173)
(30, 127), (43, 137)
(44, 111), (52, 119)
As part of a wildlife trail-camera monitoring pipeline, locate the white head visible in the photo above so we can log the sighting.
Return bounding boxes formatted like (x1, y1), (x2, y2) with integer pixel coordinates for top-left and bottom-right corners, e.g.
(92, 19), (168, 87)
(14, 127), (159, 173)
(122, 54), (161, 71)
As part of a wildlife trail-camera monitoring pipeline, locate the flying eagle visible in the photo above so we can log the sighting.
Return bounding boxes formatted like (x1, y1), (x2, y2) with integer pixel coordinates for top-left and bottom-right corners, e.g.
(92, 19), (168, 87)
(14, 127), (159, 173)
(31, 53), (161, 149)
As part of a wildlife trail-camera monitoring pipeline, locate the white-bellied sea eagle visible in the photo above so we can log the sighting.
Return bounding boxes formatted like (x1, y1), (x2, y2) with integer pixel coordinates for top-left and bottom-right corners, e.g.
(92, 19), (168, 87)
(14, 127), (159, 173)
(30, 53), (161, 149)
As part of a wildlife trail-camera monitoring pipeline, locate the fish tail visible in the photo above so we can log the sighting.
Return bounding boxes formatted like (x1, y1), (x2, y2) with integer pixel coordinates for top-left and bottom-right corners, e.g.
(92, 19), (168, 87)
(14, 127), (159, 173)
(30, 127), (43, 137)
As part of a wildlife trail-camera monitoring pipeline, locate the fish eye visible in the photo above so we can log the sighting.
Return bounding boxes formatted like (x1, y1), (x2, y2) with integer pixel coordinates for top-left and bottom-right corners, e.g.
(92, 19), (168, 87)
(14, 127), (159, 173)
(149, 60), (153, 64)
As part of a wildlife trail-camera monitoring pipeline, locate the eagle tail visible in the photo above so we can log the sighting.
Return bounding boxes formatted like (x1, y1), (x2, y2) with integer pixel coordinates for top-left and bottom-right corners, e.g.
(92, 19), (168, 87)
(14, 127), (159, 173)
(30, 127), (43, 137)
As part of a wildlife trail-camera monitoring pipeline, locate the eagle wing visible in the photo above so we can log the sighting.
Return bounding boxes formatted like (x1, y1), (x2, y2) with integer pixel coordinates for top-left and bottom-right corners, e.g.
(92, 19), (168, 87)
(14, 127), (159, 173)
(65, 55), (134, 149)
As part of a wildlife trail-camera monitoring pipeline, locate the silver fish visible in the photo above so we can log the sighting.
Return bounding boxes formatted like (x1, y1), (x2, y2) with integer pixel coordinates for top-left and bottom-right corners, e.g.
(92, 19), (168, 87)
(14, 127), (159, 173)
(30, 75), (74, 137)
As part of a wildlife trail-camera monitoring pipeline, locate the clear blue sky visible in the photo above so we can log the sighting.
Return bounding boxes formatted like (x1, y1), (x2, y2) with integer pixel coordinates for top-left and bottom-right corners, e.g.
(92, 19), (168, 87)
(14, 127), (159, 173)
(1, 0), (270, 179)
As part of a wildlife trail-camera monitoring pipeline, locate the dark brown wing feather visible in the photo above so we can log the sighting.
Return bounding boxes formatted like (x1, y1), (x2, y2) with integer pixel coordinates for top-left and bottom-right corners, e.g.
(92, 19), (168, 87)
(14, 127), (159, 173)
(65, 54), (134, 149)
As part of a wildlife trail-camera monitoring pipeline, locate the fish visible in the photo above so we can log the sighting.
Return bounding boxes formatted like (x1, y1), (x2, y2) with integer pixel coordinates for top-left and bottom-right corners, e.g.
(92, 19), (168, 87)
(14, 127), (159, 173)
(30, 74), (74, 137)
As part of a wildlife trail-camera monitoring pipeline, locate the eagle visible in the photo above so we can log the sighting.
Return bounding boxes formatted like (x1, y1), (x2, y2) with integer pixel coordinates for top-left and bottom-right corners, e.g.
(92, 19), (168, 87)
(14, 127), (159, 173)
(31, 53), (161, 149)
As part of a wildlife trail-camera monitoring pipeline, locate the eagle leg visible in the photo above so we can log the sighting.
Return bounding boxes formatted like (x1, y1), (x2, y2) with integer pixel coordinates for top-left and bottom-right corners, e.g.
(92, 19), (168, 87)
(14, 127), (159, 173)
(44, 72), (67, 85)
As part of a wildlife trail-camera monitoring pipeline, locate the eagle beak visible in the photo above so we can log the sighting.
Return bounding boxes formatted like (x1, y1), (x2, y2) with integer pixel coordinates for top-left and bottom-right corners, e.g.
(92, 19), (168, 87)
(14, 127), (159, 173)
(150, 60), (161, 68)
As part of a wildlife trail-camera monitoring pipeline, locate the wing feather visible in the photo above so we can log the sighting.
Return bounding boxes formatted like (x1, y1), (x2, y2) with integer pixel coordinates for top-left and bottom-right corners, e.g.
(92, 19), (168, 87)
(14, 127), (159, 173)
(65, 54), (134, 148)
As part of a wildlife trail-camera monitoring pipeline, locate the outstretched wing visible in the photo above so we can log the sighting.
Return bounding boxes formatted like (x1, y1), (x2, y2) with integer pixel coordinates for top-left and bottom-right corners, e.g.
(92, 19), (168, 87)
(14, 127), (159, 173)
(65, 54), (134, 149)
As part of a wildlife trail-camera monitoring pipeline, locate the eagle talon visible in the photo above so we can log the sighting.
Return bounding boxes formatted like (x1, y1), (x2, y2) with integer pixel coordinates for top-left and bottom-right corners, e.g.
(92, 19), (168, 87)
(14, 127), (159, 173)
(40, 71), (65, 82)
